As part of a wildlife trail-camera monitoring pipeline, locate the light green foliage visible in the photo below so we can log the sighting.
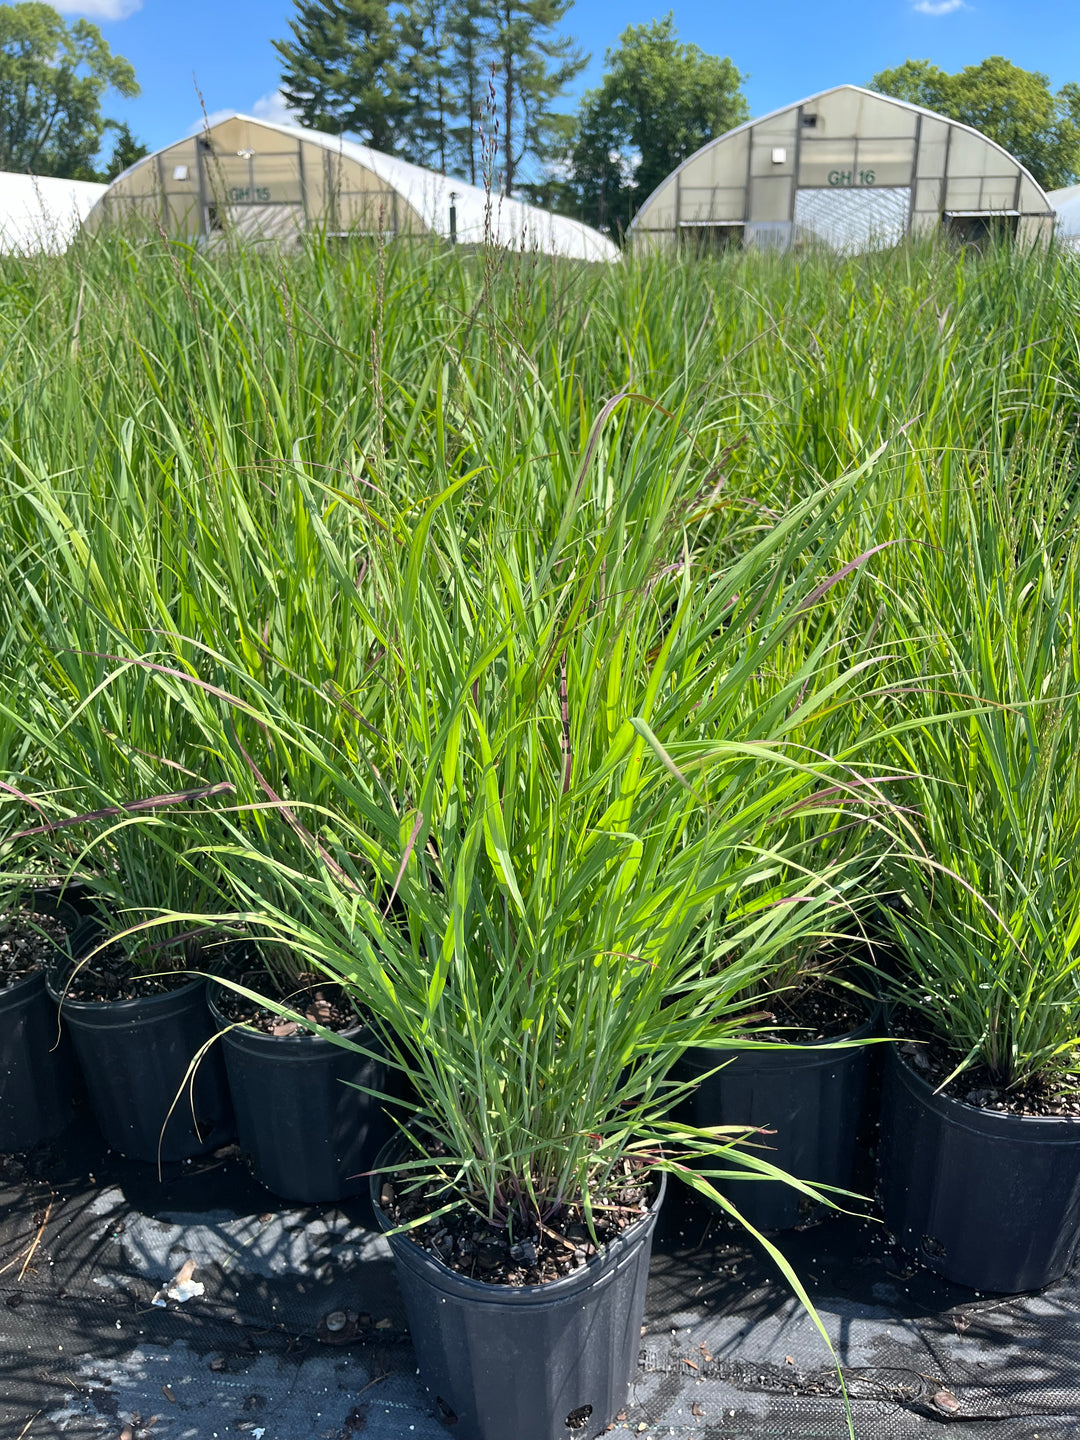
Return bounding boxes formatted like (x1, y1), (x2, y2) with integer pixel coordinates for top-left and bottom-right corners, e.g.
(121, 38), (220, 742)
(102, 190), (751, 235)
(870, 56), (1080, 191)
(564, 14), (748, 234)
(198, 454), (888, 1210)
(872, 458), (1080, 1086)
(0, 1), (139, 180)
(4, 233), (1080, 1412)
(0, 236), (1079, 1138)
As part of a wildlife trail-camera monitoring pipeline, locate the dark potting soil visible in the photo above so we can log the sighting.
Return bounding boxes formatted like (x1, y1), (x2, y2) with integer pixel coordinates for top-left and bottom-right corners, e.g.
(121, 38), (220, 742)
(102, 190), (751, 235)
(742, 979), (867, 1043)
(60, 939), (202, 1002)
(381, 1156), (657, 1287)
(0, 910), (70, 987)
(215, 972), (360, 1037)
(893, 1015), (1080, 1118)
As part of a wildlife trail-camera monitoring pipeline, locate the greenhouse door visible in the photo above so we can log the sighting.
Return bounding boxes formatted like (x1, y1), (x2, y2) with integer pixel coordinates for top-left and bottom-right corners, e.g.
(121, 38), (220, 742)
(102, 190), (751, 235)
(793, 186), (911, 252)
(678, 222), (744, 254)
(943, 212), (1019, 249)
(226, 204), (304, 243)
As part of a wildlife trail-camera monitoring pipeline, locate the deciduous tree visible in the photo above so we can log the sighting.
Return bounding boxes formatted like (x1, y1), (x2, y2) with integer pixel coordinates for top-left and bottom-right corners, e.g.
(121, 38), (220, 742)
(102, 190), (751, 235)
(564, 15), (747, 235)
(0, 2), (139, 180)
(870, 56), (1080, 192)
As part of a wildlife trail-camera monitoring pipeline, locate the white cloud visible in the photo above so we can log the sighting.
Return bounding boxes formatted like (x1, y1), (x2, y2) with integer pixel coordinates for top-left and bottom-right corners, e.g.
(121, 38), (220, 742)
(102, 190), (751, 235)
(251, 89), (300, 128)
(185, 91), (299, 139)
(50, 0), (143, 18)
(913, 0), (966, 13)
(185, 109), (236, 137)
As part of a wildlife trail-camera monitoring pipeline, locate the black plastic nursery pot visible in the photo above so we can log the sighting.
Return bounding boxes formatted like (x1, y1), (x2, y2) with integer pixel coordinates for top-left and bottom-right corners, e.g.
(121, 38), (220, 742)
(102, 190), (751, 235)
(679, 1009), (874, 1232)
(878, 1044), (1080, 1293)
(0, 895), (82, 1151)
(46, 959), (233, 1165)
(372, 1145), (666, 1440)
(209, 983), (391, 1204)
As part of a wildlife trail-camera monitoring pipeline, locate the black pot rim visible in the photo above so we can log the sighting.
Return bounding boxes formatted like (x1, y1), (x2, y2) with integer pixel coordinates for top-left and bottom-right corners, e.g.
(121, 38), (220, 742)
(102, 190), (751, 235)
(688, 1002), (878, 1060)
(371, 1136), (666, 1303)
(207, 977), (370, 1048)
(44, 956), (205, 1014)
(885, 1041), (1080, 1141)
(1, 893), (85, 999)
(0, 965), (49, 1005)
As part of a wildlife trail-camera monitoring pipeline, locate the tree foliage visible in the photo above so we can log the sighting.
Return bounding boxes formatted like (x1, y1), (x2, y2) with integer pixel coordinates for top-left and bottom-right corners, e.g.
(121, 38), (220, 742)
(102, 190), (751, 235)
(446, 0), (489, 183)
(489, 1), (584, 196)
(563, 15), (748, 236)
(274, 0), (406, 154)
(397, 0), (453, 174)
(103, 120), (147, 182)
(0, 2), (139, 180)
(274, 0), (584, 192)
(870, 56), (1080, 192)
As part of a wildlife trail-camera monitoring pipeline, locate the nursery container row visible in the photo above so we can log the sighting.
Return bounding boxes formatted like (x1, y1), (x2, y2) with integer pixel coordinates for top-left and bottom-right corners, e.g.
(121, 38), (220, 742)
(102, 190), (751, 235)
(0, 896), (388, 1198)
(4, 898), (1079, 1440)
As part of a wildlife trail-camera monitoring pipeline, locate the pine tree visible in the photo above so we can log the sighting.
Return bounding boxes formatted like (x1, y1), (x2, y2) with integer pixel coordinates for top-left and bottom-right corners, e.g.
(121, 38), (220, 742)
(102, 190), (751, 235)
(398, 0), (453, 173)
(274, 0), (405, 153)
(445, 0), (492, 184)
(273, 0), (586, 192)
(490, 0), (585, 197)
(103, 120), (148, 181)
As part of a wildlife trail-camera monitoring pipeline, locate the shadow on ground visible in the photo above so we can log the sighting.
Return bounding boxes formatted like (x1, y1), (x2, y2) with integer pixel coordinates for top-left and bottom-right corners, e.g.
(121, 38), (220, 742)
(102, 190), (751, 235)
(2, 1102), (1078, 1440)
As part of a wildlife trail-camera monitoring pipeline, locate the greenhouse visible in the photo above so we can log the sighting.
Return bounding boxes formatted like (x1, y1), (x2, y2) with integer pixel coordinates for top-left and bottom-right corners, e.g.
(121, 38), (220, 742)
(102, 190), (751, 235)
(630, 84), (1055, 254)
(1050, 181), (1080, 246)
(0, 172), (106, 255)
(84, 112), (619, 263)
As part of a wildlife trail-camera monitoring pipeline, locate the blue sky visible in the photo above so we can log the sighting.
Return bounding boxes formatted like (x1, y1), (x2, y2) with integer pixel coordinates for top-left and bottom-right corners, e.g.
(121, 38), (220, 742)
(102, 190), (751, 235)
(51, 0), (1080, 158)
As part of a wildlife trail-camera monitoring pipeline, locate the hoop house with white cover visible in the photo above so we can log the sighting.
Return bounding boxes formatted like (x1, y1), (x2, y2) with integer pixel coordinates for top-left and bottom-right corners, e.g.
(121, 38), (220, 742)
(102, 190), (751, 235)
(85, 113), (618, 264)
(0, 173), (106, 255)
(630, 85), (1055, 255)
(1048, 183), (1080, 248)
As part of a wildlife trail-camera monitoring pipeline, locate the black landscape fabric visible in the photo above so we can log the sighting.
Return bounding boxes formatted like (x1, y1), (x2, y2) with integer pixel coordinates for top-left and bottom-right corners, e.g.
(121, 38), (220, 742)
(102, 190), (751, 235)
(2, 1117), (1078, 1440)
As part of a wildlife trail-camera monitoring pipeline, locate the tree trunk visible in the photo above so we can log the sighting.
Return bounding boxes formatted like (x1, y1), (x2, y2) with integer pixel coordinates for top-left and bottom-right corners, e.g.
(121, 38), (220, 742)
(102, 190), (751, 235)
(503, 38), (515, 195)
(468, 58), (477, 183)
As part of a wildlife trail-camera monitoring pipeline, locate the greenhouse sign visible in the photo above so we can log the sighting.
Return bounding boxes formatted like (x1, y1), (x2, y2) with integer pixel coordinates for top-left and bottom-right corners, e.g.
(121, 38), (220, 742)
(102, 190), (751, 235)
(228, 186), (272, 203)
(827, 170), (876, 187)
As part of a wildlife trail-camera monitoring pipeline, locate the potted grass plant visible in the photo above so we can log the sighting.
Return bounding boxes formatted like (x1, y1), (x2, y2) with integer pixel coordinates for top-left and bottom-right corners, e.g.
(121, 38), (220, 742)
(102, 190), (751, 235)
(206, 881), (392, 1204)
(0, 624), (90, 1152)
(0, 871), (83, 1153)
(0, 808), (86, 1153)
(163, 424), (900, 1440)
(677, 585), (896, 1232)
(680, 930), (881, 1233)
(6, 639), (238, 1166)
(35, 810), (237, 1166)
(211, 696), (852, 1440)
(875, 474), (1080, 1293)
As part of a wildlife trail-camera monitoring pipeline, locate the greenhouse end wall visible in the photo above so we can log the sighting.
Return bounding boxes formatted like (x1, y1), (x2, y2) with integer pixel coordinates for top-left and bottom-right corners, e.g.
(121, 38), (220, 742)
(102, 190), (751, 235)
(630, 86), (1055, 256)
(84, 115), (620, 262)
(85, 117), (422, 243)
